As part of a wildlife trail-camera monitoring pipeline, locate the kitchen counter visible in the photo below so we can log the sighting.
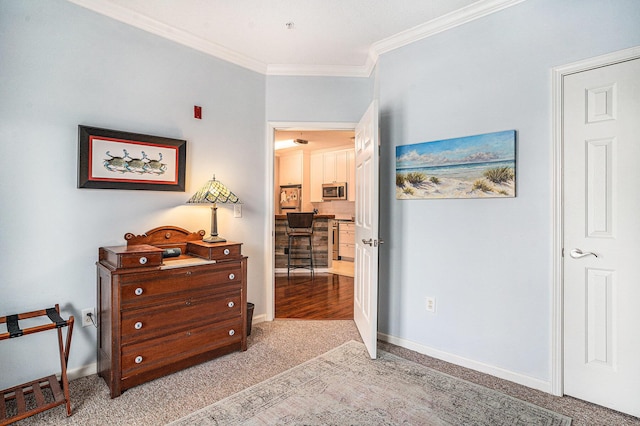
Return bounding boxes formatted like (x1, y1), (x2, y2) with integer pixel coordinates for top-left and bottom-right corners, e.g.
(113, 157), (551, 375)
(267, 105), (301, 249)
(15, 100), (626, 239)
(275, 215), (333, 269)
(275, 214), (335, 220)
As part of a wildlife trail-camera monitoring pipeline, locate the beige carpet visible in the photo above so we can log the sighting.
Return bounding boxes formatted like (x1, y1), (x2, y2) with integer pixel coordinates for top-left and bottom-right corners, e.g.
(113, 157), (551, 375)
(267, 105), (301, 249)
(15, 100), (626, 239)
(10, 321), (638, 425)
(169, 340), (571, 425)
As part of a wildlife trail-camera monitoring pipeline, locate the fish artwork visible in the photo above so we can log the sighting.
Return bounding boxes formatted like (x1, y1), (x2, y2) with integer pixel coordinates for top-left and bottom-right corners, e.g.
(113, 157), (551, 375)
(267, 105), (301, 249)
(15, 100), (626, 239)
(103, 150), (166, 175)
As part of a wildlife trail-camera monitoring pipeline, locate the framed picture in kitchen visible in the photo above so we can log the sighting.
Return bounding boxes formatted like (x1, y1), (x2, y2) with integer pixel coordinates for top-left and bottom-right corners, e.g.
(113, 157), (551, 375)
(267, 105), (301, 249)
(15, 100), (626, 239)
(78, 125), (186, 191)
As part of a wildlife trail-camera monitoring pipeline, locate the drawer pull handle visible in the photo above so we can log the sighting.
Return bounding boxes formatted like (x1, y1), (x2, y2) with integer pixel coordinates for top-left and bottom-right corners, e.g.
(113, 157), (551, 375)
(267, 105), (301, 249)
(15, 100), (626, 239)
(224, 248), (230, 255)
(134, 322), (143, 330)
(185, 300), (191, 306)
(228, 329), (235, 336)
(186, 271), (192, 276)
(139, 257), (148, 265)
(134, 288), (144, 296)
(135, 356), (143, 364)
(186, 331), (192, 337)
(227, 301), (235, 308)
(228, 273), (235, 280)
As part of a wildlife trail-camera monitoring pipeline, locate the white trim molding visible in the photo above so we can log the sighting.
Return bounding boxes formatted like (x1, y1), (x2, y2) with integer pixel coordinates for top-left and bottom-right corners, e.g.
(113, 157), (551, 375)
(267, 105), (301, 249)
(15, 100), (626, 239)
(63, 362), (97, 382)
(550, 45), (640, 396)
(371, 0), (526, 57)
(67, 0), (525, 78)
(378, 332), (552, 393)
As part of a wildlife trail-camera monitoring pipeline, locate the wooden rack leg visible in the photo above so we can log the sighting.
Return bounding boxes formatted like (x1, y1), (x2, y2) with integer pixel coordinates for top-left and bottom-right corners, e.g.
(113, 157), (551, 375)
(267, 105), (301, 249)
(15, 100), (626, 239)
(55, 305), (73, 417)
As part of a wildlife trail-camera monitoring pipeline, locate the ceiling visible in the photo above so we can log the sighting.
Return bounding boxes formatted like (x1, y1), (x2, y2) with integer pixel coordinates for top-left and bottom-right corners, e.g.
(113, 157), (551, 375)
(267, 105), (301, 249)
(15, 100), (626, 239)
(275, 130), (355, 154)
(68, 0), (524, 76)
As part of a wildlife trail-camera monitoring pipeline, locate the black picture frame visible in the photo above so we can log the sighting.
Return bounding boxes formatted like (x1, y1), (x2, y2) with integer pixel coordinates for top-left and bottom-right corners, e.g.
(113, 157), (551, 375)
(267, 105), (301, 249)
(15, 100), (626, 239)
(78, 125), (186, 191)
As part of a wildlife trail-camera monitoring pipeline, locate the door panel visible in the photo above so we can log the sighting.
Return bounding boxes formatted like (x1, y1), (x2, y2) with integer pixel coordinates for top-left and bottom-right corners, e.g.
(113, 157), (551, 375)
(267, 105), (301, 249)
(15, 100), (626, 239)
(563, 58), (640, 417)
(354, 101), (379, 359)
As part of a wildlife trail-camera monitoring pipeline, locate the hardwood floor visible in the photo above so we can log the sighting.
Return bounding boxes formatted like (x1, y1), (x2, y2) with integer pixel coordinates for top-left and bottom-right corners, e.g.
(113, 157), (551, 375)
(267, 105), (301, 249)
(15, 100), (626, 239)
(275, 273), (354, 319)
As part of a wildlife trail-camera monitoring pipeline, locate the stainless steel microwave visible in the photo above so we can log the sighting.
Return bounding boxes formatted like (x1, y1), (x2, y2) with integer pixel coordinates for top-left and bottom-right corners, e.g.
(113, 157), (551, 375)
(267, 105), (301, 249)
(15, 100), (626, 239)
(322, 182), (347, 201)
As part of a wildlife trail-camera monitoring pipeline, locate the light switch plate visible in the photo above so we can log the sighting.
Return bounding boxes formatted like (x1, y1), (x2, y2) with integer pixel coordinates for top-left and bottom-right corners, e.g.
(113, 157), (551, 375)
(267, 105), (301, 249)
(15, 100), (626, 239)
(234, 205), (242, 218)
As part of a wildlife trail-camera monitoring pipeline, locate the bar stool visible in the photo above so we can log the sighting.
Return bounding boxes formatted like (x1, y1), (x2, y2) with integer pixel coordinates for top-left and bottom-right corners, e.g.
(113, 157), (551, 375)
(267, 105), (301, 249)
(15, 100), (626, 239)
(286, 212), (315, 277)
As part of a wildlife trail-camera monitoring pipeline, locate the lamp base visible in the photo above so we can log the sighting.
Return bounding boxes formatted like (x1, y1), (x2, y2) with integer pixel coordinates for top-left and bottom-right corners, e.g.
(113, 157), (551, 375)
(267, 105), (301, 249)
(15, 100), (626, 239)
(203, 235), (227, 243)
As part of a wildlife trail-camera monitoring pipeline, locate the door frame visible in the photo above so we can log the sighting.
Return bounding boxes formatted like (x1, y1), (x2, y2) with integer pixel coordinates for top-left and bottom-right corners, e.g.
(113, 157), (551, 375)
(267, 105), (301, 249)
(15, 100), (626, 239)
(551, 45), (640, 396)
(265, 121), (357, 321)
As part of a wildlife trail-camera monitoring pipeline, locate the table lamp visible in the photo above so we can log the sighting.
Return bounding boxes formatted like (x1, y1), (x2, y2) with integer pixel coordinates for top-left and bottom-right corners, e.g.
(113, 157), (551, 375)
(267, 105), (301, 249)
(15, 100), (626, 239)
(187, 175), (241, 243)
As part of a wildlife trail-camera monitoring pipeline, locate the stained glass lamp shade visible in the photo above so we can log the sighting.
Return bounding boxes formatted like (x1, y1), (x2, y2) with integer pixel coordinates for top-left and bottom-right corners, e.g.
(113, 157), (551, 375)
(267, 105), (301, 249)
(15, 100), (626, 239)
(187, 175), (241, 243)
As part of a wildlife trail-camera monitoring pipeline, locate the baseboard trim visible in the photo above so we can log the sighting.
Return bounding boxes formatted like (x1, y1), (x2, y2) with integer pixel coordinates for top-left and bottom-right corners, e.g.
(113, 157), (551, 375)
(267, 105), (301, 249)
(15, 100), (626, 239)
(378, 332), (552, 394)
(59, 363), (97, 382)
(252, 313), (267, 324)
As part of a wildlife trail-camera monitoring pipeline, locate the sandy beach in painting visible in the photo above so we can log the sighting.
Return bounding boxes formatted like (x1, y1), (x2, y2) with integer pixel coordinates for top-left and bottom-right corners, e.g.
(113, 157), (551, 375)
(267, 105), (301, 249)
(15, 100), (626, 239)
(396, 130), (517, 199)
(396, 174), (514, 199)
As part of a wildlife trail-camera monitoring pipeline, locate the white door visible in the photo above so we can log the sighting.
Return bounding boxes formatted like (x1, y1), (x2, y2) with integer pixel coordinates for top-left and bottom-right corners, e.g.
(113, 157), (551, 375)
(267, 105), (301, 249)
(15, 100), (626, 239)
(354, 101), (380, 359)
(563, 58), (640, 417)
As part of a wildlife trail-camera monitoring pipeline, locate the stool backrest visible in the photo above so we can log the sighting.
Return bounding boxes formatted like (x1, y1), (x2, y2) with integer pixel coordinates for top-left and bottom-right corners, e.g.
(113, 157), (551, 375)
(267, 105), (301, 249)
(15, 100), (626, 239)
(287, 212), (314, 231)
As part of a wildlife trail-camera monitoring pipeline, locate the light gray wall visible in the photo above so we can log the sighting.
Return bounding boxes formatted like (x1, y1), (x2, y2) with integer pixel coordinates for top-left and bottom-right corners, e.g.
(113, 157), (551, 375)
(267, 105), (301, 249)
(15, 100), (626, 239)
(0, 0), (266, 388)
(377, 0), (640, 384)
(266, 75), (373, 123)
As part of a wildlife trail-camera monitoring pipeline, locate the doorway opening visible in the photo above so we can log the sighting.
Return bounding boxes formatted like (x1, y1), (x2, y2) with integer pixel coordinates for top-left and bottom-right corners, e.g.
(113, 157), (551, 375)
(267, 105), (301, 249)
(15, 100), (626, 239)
(268, 124), (356, 320)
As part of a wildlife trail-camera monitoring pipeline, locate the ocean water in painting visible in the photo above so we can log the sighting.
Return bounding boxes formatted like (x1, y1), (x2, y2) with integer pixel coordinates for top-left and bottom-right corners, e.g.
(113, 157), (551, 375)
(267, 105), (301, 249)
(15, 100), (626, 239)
(399, 159), (515, 181)
(396, 130), (516, 199)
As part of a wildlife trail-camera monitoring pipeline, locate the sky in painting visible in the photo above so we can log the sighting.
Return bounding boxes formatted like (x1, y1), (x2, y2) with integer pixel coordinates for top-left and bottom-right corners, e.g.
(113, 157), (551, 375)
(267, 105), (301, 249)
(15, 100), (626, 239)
(396, 130), (515, 169)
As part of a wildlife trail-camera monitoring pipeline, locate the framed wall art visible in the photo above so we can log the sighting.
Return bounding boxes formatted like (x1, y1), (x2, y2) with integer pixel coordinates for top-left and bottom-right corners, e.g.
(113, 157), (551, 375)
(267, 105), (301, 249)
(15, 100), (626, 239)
(78, 126), (186, 191)
(396, 130), (516, 199)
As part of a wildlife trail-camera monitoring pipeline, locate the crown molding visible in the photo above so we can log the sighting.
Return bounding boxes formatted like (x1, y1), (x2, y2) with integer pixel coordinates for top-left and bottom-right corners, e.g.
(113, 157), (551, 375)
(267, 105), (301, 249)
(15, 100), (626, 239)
(371, 0), (527, 56)
(265, 63), (367, 78)
(67, 0), (525, 78)
(267, 46), (379, 77)
(67, 0), (267, 74)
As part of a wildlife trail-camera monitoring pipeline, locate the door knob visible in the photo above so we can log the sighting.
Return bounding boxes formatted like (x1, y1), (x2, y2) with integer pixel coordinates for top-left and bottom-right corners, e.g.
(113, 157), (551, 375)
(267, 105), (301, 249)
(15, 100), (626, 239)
(362, 238), (373, 246)
(569, 248), (598, 259)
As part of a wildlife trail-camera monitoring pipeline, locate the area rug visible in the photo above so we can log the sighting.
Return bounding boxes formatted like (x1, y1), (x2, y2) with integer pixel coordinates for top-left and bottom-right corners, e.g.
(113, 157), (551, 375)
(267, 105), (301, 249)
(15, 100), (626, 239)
(169, 340), (571, 425)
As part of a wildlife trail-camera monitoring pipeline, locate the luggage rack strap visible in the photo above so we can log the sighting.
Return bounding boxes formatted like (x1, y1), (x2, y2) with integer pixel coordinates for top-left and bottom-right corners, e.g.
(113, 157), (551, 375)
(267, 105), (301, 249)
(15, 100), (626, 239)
(1, 306), (73, 341)
(6, 314), (23, 338)
(46, 307), (68, 328)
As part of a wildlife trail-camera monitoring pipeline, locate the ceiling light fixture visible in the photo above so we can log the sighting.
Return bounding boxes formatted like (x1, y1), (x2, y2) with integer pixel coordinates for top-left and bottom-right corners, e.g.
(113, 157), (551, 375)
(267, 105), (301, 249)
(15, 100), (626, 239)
(274, 138), (308, 151)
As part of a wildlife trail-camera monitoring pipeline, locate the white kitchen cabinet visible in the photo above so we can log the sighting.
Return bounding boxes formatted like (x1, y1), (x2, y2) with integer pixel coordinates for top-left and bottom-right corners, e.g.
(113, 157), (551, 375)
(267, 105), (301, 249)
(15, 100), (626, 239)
(339, 222), (355, 260)
(347, 150), (355, 201)
(309, 153), (323, 202)
(278, 152), (303, 186)
(323, 150), (349, 184)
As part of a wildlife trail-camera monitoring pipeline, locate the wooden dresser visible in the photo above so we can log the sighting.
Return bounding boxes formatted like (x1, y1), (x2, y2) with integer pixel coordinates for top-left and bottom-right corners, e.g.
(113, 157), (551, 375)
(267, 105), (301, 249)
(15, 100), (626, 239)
(97, 226), (247, 398)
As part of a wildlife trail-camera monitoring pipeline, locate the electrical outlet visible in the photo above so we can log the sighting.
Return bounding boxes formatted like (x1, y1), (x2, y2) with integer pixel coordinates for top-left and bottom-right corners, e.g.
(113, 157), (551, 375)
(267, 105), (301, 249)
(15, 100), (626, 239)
(426, 297), (436, 313)
(82, 307), (95, 327)
(234, 204), (242, 218)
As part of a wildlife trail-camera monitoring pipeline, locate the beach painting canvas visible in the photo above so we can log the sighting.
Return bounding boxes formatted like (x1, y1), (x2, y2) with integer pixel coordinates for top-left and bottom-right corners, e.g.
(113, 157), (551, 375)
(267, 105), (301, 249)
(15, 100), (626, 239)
(396, 130), (516, 199)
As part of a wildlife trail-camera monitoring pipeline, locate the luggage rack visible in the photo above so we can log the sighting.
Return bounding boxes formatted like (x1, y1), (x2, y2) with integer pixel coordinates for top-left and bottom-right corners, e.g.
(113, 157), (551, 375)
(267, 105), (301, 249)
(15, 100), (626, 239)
(0, 304), (74, 425)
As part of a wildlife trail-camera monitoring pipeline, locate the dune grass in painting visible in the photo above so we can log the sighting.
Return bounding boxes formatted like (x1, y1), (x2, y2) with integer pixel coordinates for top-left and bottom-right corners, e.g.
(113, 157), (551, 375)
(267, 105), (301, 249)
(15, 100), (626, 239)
(396, 131), (516, 199)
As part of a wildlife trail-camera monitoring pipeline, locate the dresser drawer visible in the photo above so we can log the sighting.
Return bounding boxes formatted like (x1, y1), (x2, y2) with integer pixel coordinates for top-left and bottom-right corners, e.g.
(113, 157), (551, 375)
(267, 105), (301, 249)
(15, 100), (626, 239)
(120, 289), (242, 344)
(100, 245), (163, 269)
(188, 264), (243, 287)
(187, 241), (242, 261)
(121, 318), (243, 377)
(120, 263), (242, 307)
